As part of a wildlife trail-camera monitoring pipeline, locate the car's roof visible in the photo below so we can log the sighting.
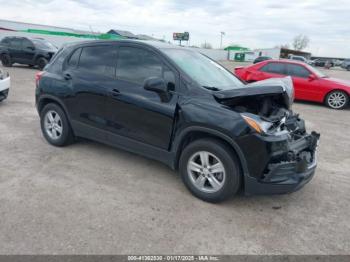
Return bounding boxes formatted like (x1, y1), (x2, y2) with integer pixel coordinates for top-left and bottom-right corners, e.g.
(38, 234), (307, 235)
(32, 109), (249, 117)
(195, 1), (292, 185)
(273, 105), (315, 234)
(69, 39), (183, 50)
(3, 36), (48, 41)
(262, 59), (309, 66)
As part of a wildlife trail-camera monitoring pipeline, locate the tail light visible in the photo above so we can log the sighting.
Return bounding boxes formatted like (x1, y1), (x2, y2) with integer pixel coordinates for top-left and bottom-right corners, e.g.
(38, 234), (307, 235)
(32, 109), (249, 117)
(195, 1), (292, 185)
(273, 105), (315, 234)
(35, 71), (44, 86)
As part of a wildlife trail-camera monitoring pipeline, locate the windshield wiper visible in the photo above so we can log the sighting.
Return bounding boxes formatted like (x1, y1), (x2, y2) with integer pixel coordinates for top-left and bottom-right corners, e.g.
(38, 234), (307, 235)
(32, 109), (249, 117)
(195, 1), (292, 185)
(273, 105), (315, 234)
(202, 86), (221, 91)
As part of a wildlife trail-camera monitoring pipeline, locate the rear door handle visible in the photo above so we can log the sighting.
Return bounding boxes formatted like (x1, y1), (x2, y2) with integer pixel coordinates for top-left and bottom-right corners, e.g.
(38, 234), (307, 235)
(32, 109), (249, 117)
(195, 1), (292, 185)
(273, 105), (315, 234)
(64, 73), (72, 80)
(111, 88), (121, 96)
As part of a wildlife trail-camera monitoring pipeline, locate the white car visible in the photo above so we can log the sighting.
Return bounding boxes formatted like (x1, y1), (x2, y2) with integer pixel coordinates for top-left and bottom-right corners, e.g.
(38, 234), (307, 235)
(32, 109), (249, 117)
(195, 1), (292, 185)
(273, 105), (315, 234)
(0, 69), (10, 102)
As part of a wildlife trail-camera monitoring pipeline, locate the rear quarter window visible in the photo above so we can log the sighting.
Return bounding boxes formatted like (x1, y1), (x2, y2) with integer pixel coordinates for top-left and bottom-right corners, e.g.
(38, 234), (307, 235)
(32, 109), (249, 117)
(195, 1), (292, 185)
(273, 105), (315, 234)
(67, 48), (82, 68)
(1, 38), (10, 46)
(260, 62), (286, 75)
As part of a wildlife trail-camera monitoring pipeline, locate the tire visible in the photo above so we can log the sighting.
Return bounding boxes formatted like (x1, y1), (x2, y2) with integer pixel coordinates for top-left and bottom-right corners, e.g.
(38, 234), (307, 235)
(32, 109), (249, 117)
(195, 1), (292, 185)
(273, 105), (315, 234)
(179, 138), (241, 203)
(1, 54), (12, 67)
(40, 103), (74, 146)
(36, 57), (48, 70)
(347, 66), (350, 71)
(325, 90), (349, 110)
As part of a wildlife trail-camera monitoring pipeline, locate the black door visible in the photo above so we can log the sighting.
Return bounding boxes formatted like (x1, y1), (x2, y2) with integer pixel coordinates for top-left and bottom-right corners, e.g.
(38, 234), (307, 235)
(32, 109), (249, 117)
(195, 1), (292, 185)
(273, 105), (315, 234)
(8, 38), (23, 63)
(21, 38), (36, 64)
(104, 45), (178, 150)
(63, 45), (118, 135)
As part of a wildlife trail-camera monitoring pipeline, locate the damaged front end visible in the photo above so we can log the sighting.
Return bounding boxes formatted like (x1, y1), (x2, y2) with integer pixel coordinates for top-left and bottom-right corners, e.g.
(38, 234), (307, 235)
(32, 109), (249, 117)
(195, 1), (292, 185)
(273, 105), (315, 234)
(214, 77), (320, 194)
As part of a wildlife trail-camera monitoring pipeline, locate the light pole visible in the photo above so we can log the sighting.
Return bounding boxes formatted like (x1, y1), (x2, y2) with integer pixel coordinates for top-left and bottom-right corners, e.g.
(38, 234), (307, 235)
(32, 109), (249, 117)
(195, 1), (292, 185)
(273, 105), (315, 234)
(220, 32), (225, 49)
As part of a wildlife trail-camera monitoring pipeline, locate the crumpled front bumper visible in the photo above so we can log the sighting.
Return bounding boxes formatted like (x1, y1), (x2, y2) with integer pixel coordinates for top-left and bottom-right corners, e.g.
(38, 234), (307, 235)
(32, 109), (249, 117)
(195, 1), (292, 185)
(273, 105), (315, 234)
(244, 131), (320, 195)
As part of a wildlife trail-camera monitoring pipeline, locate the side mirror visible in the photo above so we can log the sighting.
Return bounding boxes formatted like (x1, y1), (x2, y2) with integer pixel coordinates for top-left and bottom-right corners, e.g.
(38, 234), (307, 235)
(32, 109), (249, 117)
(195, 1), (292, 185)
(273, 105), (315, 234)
(144, 77), (171, 101)
(144, 77), (168, 93)
(308, 74), (317, 81)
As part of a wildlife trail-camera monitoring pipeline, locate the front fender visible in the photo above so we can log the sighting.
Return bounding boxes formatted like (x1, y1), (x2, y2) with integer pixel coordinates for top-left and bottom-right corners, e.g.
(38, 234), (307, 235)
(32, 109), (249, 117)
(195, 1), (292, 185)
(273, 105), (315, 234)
(171, 125), (250, 176)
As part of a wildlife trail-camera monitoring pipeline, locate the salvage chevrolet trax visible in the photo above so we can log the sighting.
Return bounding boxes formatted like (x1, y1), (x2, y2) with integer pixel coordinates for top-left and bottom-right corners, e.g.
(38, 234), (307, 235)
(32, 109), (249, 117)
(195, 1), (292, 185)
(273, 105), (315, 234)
(35, 40), (320, 202)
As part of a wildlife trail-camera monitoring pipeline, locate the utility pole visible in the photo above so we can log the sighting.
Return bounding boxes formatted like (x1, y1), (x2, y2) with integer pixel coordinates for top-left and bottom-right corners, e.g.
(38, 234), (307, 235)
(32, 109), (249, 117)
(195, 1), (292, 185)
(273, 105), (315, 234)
(220, 32), (225, 49)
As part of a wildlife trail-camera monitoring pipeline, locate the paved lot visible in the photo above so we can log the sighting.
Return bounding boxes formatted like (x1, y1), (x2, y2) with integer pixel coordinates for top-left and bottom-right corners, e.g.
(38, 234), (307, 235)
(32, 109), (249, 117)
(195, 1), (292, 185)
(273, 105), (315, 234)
(0, 63), (349, 255)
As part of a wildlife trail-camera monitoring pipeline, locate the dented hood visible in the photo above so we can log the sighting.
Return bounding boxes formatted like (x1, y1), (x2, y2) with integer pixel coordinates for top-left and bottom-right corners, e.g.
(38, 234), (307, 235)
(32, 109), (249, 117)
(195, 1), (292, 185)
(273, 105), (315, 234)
(214, 77), (295, 109)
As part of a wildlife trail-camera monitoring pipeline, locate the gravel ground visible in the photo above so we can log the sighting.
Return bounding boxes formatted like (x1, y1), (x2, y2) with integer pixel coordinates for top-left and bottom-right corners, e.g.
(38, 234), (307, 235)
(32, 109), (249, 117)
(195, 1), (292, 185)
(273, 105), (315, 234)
(0, 63), (349, 255)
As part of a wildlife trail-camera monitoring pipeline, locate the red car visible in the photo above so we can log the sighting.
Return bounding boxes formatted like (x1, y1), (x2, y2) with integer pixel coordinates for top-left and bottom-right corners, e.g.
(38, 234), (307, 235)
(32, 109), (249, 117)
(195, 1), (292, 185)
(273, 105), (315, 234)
(235, 60), (350, 109)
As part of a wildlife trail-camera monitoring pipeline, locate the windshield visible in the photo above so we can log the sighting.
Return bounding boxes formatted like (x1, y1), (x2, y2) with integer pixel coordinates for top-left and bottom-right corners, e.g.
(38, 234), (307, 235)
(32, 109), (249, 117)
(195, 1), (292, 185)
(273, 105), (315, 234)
(32, 39), (57, 50)
(305, 64), (327, 78)
(163, 48), (243, 91)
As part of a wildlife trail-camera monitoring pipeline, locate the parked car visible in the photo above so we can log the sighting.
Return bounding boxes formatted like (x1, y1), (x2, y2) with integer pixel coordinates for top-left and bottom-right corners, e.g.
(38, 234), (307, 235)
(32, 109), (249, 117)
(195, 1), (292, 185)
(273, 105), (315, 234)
(289, 55), (308, 63)
(253, 56), (271, 64)
(0, 69), (10, 102)
(334, 59), (343, 67)
(35, 40), (320, 202)
(311, 58), (334, 67)
(235, 59), (350, 109)
(0, 37), (57, 70)
(340, 59), (350, 71)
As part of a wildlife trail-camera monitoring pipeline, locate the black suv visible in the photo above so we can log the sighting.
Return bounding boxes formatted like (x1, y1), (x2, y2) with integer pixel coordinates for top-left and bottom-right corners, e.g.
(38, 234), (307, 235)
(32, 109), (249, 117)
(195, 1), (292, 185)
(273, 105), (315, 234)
(35, 40), (320, 202)
(0, 37), (57, 70)
(253, 56), (271, 64)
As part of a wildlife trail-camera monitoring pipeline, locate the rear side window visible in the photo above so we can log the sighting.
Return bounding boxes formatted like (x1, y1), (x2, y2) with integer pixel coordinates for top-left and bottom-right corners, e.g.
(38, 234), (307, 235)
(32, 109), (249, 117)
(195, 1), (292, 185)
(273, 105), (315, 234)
(286, 64), (310, 78)
(9, 38), (22, 48)
(292, 57), (304, 61)
(78, 45), (117, 77)
(67, 48), (82, 68)
(260, 62), (286, 75)
(116, 47), (163, 85)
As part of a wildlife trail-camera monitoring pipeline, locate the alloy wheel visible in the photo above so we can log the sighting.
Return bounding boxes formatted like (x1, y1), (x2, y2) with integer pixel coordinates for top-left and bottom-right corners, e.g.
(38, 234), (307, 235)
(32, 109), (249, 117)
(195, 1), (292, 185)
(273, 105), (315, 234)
(187, 151), (226, 193)
(327, 92), (347, 109)
(44, 110), (63, 140)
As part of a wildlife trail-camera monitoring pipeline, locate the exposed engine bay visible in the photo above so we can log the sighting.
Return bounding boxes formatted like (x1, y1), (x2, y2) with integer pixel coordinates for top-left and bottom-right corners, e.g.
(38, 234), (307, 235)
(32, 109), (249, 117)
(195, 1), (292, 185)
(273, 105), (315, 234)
(214, 76), (304, 136)
(214, 76), (320, 183)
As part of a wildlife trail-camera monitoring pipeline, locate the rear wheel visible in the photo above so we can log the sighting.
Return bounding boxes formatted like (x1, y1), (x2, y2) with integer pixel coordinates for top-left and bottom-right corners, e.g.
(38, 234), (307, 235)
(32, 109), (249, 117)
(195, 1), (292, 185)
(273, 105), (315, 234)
(325, 90), (349, 109)
(1, 54), (12, 67)
(40, 103), (74, 146)
(347, 66), (350, 71)
(36, 57), (48, 70)
(179, 138), (241, 203)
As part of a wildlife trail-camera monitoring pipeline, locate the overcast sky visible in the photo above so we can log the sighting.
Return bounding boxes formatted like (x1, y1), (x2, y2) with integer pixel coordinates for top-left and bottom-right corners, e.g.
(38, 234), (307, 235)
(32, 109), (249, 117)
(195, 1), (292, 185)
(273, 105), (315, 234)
(1, 0), (349, 57)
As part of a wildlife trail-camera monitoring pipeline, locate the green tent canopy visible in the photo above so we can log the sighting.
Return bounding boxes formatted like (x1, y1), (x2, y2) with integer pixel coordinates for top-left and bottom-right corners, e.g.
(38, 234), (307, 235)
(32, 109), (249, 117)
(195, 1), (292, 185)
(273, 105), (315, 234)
(224, 45), (250, 51)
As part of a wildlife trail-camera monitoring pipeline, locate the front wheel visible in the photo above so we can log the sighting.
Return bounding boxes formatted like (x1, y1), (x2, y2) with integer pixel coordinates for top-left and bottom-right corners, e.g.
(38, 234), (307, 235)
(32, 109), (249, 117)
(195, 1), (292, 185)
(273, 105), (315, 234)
(325, 90), (349, 109)
(36, 57), (48, 70)
(179, 139), (241, 203)
(347, 66), (350, 71)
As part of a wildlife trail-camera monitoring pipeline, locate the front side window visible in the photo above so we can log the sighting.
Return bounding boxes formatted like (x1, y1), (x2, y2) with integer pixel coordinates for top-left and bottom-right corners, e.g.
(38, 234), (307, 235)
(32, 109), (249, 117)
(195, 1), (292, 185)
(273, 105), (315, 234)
(260, 62), (286, 75)
(116, 47), (164, 85)
(22, 39), (34, 50)
(286, 64), (310, 78)
(31, 39), (57, 50)
(78, 45), (117, 78)
(163, 49), (243, 91)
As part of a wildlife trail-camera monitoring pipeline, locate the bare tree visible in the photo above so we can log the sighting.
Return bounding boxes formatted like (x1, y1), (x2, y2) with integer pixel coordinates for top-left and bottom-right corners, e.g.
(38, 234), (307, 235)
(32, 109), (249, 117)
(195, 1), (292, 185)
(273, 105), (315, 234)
(292, 34), (310, 51)
(201, 42), (213, 49)
(275, 43), (290, 49)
